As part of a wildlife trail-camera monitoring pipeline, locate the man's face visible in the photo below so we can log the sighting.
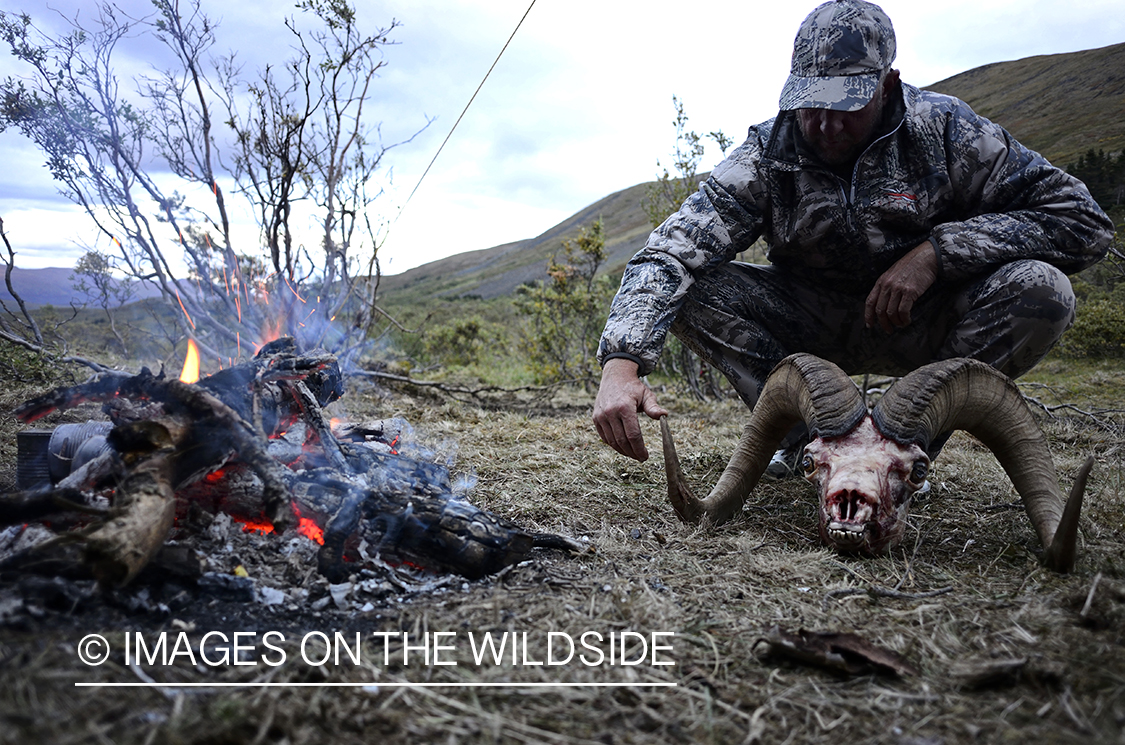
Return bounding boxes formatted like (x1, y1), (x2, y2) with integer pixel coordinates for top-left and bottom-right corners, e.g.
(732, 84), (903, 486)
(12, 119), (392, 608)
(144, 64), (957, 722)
(796, 71), (896, 168)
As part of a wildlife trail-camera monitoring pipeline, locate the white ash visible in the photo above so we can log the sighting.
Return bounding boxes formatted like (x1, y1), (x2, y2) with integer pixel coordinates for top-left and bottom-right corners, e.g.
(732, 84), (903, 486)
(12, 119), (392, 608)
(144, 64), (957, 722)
(0, 523), (56, 563)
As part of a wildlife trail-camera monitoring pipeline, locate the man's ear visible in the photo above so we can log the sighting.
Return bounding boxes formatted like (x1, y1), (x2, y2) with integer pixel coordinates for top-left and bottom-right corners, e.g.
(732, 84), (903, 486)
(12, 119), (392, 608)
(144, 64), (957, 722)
(882, 69), (901, 100)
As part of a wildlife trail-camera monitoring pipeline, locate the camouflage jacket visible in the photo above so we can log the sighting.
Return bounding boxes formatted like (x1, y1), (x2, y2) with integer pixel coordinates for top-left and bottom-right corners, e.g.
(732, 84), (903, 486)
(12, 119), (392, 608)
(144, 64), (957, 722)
(598, 82), (1114, 376)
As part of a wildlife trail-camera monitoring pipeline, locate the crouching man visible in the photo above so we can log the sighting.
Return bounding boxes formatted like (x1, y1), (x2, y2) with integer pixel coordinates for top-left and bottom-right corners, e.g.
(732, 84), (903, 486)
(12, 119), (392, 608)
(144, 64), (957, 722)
(592, 0), (1113, 472)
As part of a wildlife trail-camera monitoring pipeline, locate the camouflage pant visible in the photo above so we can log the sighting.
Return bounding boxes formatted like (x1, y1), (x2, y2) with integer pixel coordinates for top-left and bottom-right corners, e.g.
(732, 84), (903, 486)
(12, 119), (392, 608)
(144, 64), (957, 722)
(670, 259), (1076, 410)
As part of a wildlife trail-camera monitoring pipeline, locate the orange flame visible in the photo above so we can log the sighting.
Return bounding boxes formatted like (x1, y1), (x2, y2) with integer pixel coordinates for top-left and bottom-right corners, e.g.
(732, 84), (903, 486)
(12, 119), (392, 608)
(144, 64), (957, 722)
(260, 318), (283, 347)
(233, 515), (321, 543)
(179, 339), (200, 383)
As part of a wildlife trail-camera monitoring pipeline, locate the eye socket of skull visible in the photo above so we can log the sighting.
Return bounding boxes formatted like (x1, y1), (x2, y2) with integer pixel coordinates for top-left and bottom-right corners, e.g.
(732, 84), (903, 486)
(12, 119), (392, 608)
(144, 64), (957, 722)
(906, 457), (930, 489)
(800, 451), (815, 477)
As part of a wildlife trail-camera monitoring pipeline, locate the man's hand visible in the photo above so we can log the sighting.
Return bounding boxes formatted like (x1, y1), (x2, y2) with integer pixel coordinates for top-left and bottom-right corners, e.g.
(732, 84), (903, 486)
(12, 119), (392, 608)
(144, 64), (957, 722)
(593, 357), (669, 461)
(865, 239), (940, 333)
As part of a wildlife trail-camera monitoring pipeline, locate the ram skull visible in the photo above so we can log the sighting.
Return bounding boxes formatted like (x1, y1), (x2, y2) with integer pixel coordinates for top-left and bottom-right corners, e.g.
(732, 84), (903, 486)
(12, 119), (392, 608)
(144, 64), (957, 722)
(661, 354), (1092, 572)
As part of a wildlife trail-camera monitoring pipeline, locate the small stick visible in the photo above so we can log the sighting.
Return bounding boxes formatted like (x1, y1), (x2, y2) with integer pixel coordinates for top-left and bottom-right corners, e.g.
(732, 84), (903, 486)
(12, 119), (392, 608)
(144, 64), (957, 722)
(282, 380), (351, 474)
(823, 583), (953, 609)
(1080, 572), (1103, 618)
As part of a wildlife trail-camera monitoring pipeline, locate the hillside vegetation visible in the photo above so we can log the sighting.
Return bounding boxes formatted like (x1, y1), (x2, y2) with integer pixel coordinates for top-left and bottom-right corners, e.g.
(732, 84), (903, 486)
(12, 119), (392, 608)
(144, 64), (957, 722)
(925, 41), (1125, 167)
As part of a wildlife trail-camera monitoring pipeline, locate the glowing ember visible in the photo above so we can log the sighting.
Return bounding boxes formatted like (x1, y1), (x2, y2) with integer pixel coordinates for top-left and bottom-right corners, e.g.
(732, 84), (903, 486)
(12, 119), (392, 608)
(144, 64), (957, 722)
(179, 339), (200, 383)
(229, 508), (324, 544)
(237, 518), (274, 536)
(294, 504), (325, 545)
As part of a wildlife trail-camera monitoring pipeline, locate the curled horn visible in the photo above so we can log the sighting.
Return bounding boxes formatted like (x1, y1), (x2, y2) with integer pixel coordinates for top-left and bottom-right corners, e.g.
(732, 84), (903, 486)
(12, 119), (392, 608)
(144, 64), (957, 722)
(662, 353), (867, 525)
(871, 357), (1092, 572)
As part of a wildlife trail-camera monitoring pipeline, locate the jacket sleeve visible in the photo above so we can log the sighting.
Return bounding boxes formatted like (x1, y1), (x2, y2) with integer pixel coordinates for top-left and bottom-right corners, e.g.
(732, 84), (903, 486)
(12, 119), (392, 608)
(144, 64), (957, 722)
(597, 136), (768, 376)
(928, 102), (1114, 282)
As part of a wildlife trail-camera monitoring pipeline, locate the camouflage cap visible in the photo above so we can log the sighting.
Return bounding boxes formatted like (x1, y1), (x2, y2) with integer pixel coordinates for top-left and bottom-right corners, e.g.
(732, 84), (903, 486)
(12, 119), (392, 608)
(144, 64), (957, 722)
(778, 0), (896, 112)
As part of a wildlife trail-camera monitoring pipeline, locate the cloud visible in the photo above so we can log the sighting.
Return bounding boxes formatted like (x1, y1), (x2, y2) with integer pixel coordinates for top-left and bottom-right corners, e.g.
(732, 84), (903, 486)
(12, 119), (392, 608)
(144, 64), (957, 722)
(1, 203), (97, 268)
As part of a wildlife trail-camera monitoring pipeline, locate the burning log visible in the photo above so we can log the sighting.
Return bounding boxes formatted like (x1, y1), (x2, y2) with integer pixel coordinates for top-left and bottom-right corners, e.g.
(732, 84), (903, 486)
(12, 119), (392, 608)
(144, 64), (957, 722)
(2, 338), (579, 589)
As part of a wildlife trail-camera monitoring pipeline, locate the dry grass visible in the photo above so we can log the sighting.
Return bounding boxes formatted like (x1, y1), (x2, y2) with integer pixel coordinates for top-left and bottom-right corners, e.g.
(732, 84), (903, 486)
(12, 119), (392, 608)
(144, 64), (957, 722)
(1, 370), (1124, 744)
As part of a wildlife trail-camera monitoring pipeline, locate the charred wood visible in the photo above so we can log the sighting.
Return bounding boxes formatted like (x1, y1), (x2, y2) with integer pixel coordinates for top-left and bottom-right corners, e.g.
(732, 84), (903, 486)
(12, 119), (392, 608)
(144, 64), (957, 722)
(0, 486), (104, 527)
(81, 449), (177, 588)
(4, 338), (577, 588)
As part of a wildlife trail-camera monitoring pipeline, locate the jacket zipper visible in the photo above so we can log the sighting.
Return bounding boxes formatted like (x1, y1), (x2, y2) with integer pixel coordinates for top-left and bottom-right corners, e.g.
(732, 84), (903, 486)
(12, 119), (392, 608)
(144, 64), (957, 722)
(840, 118), (907, 231)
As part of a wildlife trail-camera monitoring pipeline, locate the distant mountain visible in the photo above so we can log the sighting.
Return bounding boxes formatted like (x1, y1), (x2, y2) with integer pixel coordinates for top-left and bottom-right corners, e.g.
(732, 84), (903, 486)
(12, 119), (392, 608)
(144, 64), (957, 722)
(0, 266), (162, 308)
(382, 42), (1125, 303)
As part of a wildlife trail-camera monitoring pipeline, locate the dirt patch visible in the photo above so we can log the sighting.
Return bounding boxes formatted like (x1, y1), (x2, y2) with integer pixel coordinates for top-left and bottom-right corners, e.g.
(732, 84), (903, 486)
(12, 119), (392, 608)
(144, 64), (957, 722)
(2, 381), (1125, 744)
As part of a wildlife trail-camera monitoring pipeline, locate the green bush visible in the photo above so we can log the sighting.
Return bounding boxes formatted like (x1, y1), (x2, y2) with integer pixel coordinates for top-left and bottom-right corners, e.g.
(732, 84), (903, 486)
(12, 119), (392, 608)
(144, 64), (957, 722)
(0, 341), (70, 385)
(514, 220), (616, 388)
(422, 317), (502, 368)
(1059, 297), (1125, 358)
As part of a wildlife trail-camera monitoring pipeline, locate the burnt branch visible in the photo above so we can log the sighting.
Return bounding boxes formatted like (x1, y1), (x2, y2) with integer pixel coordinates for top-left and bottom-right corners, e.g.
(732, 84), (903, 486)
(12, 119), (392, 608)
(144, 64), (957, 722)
(15, 365), (295, 531)
(356, 369), (588, 406)
(0, 487), (106, 527)
(80, 448), (177, 587)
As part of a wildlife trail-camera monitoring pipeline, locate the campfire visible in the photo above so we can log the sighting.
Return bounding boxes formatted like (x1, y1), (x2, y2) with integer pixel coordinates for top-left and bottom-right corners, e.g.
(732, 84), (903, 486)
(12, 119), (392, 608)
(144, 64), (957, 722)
(1, 337), (579, 609)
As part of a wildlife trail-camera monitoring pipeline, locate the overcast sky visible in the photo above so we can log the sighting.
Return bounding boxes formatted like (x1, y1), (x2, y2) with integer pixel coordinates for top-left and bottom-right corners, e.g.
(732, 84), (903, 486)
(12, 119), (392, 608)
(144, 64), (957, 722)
(1, 0), (1122, 276)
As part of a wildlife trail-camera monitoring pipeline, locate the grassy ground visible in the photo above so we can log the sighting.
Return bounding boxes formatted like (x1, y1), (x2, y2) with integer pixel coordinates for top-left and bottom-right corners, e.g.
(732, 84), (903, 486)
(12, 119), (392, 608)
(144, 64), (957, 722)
(0, 349), (1123, 744)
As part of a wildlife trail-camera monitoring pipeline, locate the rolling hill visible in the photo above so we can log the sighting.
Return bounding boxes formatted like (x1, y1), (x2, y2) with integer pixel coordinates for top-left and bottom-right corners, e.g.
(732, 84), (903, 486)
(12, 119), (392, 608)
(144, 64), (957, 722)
(380, 41), (1125, 303)
(926, 42), (1125, 167)
(378, 180), (655, 303)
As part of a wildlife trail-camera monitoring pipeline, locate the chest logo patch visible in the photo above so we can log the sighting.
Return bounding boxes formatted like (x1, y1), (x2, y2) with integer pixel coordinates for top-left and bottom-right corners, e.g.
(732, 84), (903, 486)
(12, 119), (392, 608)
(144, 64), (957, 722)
(885, 192), (918, 204)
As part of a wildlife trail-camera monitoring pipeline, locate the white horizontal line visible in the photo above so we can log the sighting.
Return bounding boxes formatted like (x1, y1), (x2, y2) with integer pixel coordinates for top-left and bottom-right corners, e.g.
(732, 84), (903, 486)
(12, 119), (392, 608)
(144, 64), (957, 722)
(75, 681), (679, 688)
